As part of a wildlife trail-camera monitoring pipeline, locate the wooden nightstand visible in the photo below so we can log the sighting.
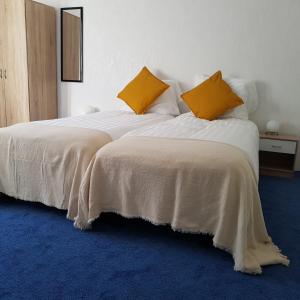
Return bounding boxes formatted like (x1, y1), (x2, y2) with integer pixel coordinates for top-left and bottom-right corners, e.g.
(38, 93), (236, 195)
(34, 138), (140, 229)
(259, 133), (299, 178)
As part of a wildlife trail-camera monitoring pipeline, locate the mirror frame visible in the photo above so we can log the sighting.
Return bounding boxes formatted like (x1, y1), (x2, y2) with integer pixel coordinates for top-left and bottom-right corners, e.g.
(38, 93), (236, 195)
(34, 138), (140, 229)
(61, 7), (83, 82)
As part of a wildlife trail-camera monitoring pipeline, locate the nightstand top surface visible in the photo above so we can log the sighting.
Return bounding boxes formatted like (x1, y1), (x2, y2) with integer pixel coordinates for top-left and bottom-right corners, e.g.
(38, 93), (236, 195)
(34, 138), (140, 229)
(260, 133), (299, 142)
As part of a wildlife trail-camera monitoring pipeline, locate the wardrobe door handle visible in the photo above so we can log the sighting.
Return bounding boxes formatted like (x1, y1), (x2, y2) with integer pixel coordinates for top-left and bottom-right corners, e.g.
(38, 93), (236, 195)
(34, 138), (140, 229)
(0, 69), (2, 79)
(4, 69), (7, 79)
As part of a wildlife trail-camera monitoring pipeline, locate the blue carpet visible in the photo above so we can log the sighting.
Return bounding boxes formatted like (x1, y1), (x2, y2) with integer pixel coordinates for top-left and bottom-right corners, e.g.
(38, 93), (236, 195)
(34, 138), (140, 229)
(0, 174), (299, 300)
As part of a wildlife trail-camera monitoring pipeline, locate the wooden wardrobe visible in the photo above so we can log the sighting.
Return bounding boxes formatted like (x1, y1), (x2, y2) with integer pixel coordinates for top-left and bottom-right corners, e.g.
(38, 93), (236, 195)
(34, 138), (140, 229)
(0, 0), (57, 128)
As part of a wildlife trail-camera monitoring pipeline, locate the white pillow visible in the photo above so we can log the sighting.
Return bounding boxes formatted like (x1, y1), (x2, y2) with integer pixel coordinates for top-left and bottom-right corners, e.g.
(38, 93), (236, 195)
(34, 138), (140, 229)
(246, 81), (258, 114)
(118, 79), (181, 116)
(147, 80), (181, 116)
(193, 75), (258, 116)
(194, 75), (249, 120)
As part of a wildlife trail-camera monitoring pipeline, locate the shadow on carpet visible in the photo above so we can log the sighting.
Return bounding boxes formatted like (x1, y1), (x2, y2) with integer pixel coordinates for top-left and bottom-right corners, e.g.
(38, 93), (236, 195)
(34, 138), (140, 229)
(0, 173), (299, 300)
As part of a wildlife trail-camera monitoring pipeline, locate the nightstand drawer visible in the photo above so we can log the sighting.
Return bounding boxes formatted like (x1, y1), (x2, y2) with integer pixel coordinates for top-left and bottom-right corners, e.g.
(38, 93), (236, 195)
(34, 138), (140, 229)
(260, 138), (297, 154)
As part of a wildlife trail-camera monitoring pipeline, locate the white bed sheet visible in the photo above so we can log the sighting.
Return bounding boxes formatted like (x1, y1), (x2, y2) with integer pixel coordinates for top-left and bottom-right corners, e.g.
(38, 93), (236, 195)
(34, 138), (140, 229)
(33, 110), (174, 140)
(124, 112), (259, 178)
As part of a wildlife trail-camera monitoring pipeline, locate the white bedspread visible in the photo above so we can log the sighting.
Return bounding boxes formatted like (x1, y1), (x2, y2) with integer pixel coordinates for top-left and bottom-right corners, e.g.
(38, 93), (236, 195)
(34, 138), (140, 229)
(34, 110), (173, 140)
(0, 110), (173, 214)
(124, 112), (259, 178)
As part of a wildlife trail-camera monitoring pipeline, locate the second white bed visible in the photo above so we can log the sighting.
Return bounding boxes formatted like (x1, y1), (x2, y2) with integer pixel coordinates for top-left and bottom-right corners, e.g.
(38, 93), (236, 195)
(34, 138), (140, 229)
(75, 112), (289, 273)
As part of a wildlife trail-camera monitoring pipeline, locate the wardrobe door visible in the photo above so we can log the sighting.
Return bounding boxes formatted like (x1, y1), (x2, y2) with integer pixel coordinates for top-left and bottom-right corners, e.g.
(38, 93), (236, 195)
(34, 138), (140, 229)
(25, 0), (57, 121)
(0, 0), (7, 127)
(2, 0), (30, 126)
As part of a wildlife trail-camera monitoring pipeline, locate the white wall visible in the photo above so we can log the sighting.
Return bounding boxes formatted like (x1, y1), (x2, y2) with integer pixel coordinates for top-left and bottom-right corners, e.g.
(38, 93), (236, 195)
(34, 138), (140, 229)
(40, 0), (300, 169)
(37, 0), (60, 7)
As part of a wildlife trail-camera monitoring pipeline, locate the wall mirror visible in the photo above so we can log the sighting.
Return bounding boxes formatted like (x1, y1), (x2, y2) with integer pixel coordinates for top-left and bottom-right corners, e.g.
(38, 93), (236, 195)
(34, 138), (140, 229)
(61, 7), (83, 82)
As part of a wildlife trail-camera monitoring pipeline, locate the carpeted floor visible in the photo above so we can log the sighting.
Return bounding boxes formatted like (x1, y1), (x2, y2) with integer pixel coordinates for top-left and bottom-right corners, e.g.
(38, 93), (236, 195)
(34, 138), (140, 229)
(0, 174), (299, 300)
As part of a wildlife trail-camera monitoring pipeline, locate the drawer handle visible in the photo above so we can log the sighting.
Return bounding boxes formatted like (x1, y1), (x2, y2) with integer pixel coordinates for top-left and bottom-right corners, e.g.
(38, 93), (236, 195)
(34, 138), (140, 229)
(271, 145), (282, 149)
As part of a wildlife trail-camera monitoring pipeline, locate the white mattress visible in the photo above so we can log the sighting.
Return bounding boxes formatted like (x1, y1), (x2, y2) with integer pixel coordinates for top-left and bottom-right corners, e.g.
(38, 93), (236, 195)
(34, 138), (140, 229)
(33, 110), (174, 140)
(124, 112), (259, 178)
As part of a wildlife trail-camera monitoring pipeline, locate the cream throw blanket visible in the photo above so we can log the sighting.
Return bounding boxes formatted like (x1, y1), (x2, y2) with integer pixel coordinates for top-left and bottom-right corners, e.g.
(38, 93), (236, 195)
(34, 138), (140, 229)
(77, 136), (289, 274)
(0, 124), (112, 219)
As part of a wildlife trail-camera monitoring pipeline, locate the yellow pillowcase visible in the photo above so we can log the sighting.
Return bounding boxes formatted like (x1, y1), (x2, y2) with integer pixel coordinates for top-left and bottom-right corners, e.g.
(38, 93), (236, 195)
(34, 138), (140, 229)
(117, 67), (170, 114)
(181, 71), (244, 121)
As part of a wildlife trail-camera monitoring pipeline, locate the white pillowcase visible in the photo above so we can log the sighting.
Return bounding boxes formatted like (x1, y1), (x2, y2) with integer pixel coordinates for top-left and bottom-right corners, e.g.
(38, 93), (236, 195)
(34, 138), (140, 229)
(245, 81), (259, 114)
(147, 80), (181, 116)
(194, 75), (250, 120)
(118, 79), (181, 116)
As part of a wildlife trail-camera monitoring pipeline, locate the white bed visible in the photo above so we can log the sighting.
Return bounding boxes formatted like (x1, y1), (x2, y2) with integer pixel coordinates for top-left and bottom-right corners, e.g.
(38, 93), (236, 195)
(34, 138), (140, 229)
(0, 110), (173, 218)
(75, 112), (289, 274)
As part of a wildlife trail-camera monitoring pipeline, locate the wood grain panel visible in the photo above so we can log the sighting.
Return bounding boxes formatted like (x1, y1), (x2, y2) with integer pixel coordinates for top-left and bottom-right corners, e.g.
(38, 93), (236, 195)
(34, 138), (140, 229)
(25, 0), (57, 121)
(2, 0), (30, 126)
(0, 0), (7, 127)
(62, 11), (81, 81)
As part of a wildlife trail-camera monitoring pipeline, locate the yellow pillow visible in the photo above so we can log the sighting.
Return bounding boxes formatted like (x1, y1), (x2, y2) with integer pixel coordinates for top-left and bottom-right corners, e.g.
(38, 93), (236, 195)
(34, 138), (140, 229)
(117, 67), (170, 114)
(181, 71), (244, 121)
